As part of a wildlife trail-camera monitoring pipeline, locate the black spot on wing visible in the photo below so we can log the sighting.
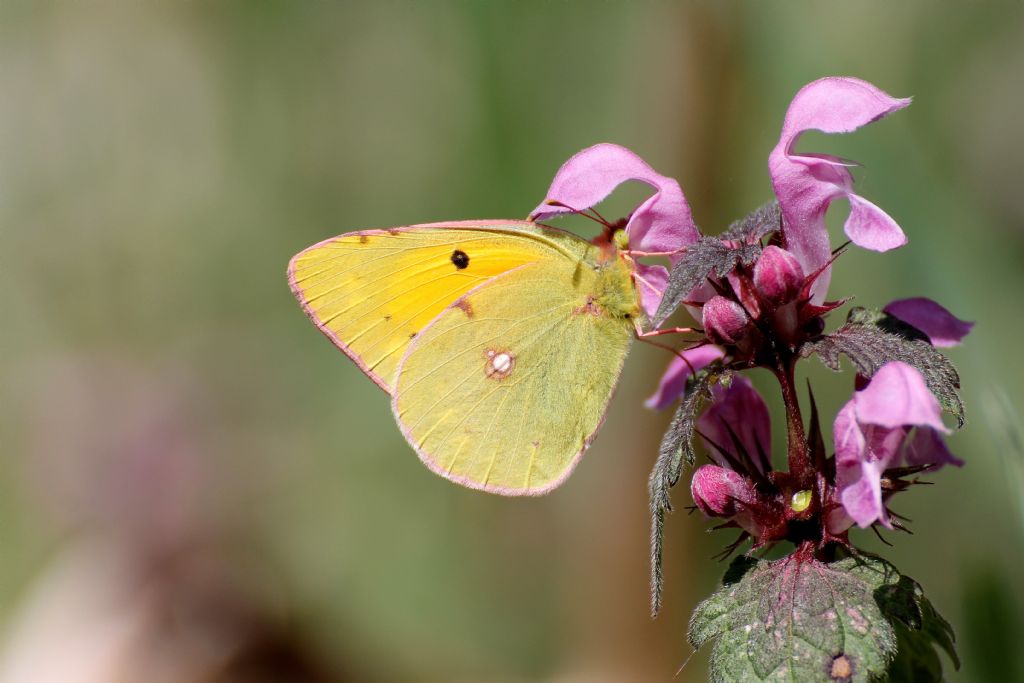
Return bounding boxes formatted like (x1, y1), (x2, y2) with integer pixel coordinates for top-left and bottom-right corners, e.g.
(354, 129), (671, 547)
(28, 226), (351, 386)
(451, 249), (470, 269)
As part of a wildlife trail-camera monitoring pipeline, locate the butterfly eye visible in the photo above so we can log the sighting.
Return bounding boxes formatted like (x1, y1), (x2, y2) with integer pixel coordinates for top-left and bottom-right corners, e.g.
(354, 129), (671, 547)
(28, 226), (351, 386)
(451, 250), (470, 269)
(613, 229), (629, 251)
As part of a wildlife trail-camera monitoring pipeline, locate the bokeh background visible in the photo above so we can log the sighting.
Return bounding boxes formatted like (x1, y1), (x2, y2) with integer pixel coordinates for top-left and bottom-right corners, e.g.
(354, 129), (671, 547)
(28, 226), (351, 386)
(1, 2), (1022, 681)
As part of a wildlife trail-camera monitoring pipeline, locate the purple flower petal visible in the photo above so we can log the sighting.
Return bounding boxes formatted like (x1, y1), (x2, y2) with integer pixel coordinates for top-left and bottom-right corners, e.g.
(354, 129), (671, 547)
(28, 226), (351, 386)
(645, 346), (724, 410)
(633, 263), (669, 319)
(698, 376), (772, 474)
(853, 361), (949, 433)
(833, 401), (892, 528)
(904, 426), (964, 469)
(833, 401), (867, 469)
(845, 194), (907, 252)
(530, 143), (699, 255)
(884, 297), (974, 347)
(840, 461), (888, 528)
(769, 77), (911, 301)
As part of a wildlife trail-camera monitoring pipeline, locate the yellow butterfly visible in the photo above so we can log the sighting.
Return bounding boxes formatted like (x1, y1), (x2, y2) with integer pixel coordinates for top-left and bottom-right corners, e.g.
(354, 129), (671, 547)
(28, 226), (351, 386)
(288, 219), (643, 495)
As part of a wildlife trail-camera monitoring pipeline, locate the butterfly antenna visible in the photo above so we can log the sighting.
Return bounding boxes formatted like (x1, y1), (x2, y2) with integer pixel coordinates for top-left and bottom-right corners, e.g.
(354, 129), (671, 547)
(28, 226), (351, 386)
(636, 338), (705, 374)
(543, 199), (618, 232)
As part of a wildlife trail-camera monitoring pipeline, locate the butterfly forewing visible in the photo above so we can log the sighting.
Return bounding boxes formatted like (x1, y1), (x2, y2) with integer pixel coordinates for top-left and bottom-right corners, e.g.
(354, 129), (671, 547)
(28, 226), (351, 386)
(288, 222), (566, 393)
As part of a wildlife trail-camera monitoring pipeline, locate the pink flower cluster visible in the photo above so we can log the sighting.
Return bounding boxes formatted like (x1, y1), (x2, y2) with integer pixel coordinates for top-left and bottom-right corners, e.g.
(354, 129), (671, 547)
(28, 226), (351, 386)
(531, 77), (972, 546)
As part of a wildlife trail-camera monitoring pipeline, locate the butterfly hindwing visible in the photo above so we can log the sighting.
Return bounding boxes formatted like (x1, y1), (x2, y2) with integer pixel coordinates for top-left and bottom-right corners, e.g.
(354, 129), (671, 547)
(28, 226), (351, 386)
(288, 221), (570, 393)
(391, 248), (636, 495)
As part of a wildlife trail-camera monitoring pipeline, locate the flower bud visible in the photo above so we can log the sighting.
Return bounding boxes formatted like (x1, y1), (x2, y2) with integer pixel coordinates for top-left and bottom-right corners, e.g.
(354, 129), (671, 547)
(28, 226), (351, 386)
(753, 245), (804, 306)
(690, 465), (758, 517)
(702, 296), (750, 345)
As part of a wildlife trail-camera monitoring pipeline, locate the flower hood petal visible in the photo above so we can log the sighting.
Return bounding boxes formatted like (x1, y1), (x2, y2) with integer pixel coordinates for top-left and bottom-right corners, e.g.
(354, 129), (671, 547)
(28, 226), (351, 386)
(853, 361), (949, 433)
(530, 143), (699, 255)
(769, 77), (911, 301)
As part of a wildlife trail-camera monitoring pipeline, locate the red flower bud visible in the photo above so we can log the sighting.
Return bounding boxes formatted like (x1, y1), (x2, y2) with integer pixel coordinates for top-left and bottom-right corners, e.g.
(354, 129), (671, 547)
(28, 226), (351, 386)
(702, 296), (750, 345)
(691, 465), (759, 517)
(753, 245), (804, 306)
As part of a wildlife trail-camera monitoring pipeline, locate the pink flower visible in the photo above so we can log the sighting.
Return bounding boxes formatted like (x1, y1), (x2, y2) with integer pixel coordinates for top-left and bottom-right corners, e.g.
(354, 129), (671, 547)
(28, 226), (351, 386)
(530, 143), (700, 316)
(697, 376), (772, 476)
(884, 297), (974, 347)
(688, 379), (775, 539)
(832, 361), (960, 530)
(665, 374), (778, 539)
(769, 77), (912, 301)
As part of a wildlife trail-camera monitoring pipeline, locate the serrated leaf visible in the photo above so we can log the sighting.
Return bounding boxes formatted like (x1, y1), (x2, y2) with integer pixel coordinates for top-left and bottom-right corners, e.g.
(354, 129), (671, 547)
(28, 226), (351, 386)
(801, 307), (965, 427)
(721, 200), (782, 243)
(689, 554), (902, 682)
(876, 575), (959, 681)
(649, 366), (723, 615)
(652, 236), (762, 328)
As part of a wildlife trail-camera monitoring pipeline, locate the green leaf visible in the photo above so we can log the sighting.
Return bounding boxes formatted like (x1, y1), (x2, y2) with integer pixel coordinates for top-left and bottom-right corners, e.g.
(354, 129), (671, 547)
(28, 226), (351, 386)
(690, 553), (958, 682)
(876, 575), (959, 682)
(801, 307), (965, 427)
(690, 554), (905, 682)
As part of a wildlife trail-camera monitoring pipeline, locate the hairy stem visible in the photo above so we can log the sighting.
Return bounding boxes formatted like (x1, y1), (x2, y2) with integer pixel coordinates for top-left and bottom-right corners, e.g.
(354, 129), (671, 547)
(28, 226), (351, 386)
(775, 351), (811, 483)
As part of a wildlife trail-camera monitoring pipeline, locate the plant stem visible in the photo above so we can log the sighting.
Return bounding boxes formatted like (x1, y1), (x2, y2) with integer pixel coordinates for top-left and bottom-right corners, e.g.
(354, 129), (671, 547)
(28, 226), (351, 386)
(775, 351), (810, 483)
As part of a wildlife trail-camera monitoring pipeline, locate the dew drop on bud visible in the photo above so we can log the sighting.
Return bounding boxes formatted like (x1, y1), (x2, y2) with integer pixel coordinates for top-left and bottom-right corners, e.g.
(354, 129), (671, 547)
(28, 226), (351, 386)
(790, 489), (812, 512)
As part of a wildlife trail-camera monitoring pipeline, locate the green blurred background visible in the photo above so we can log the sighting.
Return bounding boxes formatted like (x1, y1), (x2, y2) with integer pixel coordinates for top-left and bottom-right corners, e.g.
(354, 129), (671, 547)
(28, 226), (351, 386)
(1, 2), (1022, 681)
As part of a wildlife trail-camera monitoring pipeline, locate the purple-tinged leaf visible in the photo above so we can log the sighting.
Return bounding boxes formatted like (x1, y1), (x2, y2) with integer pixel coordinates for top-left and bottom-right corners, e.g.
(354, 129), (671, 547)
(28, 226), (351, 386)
(801, 307), (964, 427)
(690, 553), (903, 682)
(653, 236), (762, 328)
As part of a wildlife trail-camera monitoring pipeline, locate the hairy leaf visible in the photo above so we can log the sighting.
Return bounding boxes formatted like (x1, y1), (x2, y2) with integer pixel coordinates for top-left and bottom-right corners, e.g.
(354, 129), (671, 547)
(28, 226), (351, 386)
(877, 574), (959, 681)
(690, 554), (902, 682)
(721, 200), (782, 243)
(801, 307), (964, 427)
(649, 366), (724, 615)
(652, 237), (762, 328)
(690, 553), (957, 683)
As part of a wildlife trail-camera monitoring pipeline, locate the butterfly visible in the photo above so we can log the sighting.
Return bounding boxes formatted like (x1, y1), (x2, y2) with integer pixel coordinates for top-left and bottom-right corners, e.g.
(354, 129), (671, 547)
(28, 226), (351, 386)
(288, 218), (647, 495)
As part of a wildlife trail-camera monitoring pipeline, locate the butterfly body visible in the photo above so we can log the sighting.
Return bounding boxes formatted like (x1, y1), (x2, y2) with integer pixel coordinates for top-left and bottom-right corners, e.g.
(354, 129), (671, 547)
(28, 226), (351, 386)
(289, 220), (641, 494)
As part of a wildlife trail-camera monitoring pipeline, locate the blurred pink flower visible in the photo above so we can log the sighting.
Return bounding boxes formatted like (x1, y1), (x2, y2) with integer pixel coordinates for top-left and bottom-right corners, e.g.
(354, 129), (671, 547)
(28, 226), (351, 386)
(884, 297), (974, 347)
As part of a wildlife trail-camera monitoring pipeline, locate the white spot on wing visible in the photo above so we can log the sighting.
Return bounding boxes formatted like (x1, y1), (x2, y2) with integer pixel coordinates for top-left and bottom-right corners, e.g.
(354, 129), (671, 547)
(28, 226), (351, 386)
(484, 348), (515, 379)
